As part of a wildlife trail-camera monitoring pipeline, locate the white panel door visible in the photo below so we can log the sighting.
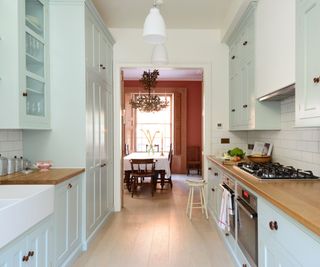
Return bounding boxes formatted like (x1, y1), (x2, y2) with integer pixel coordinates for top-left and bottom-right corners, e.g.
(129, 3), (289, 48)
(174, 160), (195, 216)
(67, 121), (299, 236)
(296, 0), (320, 125)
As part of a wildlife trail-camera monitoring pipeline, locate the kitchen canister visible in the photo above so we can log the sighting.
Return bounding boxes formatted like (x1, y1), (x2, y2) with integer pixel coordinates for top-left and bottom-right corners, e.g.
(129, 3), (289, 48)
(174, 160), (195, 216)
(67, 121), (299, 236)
(0, 154), (8, 176)
(7, 157), (16, 174)
(14, 156), (22, 172)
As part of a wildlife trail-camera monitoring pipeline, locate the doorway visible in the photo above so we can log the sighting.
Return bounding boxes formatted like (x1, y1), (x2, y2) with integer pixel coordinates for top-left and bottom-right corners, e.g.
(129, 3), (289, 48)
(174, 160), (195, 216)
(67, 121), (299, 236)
(120, 67), (203, 207)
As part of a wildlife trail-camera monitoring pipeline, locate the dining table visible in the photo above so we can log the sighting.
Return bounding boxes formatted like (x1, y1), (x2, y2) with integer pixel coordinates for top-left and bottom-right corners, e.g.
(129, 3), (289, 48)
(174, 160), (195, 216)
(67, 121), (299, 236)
(123, 152), (170, 191)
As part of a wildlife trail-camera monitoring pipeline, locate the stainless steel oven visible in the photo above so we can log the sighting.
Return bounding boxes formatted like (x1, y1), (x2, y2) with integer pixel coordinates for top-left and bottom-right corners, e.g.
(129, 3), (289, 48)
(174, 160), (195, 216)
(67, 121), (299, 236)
(220, 176), (235, 237)
(237, 184), (258, 267)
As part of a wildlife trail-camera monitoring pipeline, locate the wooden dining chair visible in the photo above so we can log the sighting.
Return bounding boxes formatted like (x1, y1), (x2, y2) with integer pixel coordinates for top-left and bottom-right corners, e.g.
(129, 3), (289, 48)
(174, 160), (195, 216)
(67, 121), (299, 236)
(156, 145), (173, 189)
(129, 159), (157, 197)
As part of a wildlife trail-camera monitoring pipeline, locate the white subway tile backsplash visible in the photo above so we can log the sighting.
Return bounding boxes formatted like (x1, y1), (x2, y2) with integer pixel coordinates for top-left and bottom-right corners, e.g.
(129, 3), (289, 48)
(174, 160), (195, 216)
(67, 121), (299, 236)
(248, 96), (320, 176)
(0, 129), (23, 157)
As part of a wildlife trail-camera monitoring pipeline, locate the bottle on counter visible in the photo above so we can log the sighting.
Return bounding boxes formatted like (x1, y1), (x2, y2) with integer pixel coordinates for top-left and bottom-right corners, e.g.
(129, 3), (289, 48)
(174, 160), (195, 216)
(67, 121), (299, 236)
(0, 154), (8, 176)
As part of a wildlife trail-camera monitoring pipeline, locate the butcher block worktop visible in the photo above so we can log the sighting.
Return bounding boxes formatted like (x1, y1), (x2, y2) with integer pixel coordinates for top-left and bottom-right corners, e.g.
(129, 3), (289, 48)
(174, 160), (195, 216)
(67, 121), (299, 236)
(207, 155), (320, 237)
(0, 168), (85, 185)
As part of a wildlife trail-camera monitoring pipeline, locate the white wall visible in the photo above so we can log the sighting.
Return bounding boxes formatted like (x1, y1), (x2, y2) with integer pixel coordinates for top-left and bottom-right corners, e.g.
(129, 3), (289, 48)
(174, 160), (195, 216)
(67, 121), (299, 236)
(110, 28), (232, 210)
(0, 130), (23, 158)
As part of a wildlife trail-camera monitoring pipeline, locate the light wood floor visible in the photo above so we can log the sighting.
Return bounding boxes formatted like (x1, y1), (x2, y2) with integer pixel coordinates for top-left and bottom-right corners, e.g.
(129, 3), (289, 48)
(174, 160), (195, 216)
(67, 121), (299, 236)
(73, 175), (235, 267)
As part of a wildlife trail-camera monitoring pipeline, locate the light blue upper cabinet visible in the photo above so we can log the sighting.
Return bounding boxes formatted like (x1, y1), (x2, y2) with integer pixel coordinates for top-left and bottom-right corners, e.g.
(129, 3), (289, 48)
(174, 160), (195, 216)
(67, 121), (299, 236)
(0, 0), (50, 129)
(227, 4), (281, 131)
(295, 0), (320, 127)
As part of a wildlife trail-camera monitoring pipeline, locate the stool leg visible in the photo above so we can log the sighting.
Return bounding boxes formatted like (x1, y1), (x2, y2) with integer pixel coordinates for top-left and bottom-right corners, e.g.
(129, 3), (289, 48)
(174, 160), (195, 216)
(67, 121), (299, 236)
(189, 187), (194, 219)
(200, 187), (204, 214)
(201, 187), (209, 219)
(186, 187), (191, 215)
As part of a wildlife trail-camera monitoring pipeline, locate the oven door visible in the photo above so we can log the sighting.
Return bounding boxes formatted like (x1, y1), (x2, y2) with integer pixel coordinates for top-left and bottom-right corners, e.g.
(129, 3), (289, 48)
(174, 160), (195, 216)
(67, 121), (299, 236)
(237, 197), (258, 267)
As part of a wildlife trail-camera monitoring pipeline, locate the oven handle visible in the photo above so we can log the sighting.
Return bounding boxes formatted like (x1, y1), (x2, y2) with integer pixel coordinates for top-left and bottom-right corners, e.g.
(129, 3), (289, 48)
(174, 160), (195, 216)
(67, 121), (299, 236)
(236, 198), (257, 220)
(219, 183), (234, 195)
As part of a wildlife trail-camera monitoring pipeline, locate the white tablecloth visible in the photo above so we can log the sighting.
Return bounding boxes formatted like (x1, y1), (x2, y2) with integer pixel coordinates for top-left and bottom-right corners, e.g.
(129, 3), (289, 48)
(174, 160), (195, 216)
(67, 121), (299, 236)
(123, 152), (171, 177)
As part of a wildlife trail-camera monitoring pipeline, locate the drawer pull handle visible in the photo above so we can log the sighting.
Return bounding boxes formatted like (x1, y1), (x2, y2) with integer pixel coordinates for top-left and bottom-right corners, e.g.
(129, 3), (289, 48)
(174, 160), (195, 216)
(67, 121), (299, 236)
(231, 109), (235, 112)
(22, 255), (29, 262)
(68, 183), (72, 189)
(28, 251), (34, 257)
(208, 167), (212, 170)
(231, 56), (235, 60)
(243, 104), (248, 108)
(243, 41), (248, 46)
(313, 76), (320, 83)
(214, 172), (218, 176)
(211, 188), (215, 192)
(22, 92), (28, 97)
(242, 264), (247, 267)
(269, 220), (278, 230)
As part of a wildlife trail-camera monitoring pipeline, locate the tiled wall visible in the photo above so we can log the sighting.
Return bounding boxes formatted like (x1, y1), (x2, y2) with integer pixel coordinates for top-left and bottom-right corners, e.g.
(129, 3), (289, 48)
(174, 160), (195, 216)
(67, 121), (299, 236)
(248, 97), (320, 176)
(211, 130), (248, 157)
(0, 130), (23, 158)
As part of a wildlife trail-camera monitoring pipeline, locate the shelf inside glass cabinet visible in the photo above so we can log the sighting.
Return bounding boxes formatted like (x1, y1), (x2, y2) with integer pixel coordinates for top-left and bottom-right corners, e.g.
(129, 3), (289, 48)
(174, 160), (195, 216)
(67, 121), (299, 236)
(25, 0), (44, 37)
(26, 76), (45, 117)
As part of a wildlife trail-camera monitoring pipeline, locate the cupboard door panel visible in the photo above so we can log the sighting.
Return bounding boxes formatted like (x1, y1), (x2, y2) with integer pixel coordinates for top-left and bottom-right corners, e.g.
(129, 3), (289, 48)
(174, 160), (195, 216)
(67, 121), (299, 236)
(296, 0), (320, 125)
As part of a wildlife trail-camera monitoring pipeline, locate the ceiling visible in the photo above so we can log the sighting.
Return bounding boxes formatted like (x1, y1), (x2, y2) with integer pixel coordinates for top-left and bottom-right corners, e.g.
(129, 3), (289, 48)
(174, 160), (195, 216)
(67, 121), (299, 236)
(123, 68), (203, 81)
(92, 0), (232, 29)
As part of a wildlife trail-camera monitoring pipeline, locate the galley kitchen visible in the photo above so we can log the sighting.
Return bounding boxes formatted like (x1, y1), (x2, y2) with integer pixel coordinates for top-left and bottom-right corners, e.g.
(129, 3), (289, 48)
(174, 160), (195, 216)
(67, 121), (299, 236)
(0, 0), (320, 267)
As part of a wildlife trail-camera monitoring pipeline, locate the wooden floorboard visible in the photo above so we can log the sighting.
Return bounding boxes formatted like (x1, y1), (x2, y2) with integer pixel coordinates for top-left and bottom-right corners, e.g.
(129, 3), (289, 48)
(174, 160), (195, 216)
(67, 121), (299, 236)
(72, 175), (235, 267)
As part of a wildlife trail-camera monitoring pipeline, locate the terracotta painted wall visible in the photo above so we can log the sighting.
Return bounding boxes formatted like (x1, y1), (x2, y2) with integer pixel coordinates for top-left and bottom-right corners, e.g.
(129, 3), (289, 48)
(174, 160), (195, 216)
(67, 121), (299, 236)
(124, 80), (202, 149)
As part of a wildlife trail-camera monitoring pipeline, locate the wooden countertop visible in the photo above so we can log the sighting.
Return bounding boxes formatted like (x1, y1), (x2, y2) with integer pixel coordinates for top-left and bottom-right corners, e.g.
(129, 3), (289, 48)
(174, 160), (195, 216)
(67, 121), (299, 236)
(0, 168), (85, 185)
(207, 155), (320, 237)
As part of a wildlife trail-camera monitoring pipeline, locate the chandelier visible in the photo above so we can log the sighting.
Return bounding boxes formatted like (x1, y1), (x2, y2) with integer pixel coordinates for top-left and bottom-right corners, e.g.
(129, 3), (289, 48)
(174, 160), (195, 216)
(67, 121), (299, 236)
(130, 69), (169, 112)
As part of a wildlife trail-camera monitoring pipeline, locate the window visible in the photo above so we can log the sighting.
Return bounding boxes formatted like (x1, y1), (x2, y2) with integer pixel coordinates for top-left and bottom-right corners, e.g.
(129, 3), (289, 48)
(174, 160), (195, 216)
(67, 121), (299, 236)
(135, 95), (173, 152)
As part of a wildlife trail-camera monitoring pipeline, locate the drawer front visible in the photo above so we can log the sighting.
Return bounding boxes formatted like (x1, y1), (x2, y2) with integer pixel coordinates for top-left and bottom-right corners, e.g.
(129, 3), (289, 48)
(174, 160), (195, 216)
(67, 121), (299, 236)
(258, 198), (320, 266)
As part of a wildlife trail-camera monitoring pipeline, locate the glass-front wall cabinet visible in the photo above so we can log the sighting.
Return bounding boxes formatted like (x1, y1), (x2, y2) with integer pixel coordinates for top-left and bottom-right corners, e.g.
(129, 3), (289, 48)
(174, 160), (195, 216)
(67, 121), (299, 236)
(24, 0), (46, 118)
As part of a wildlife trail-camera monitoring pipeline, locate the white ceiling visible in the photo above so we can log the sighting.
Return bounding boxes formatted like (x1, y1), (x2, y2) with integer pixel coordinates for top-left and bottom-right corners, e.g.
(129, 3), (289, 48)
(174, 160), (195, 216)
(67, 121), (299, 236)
(92, 0), (232, 29)
(123, 68), (203, 81)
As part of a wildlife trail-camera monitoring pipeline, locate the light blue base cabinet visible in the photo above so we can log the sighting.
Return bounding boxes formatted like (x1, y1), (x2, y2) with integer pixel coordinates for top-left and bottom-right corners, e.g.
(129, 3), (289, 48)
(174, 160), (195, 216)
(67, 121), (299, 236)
(0, 216), (52, 267)
(54, 175), (82, 267)
(258, 198), (320, 267)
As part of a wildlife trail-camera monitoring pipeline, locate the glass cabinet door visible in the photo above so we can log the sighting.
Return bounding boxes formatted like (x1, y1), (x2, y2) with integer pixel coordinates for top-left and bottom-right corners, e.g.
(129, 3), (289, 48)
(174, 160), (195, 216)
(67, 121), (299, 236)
(24, 0), (46, 119)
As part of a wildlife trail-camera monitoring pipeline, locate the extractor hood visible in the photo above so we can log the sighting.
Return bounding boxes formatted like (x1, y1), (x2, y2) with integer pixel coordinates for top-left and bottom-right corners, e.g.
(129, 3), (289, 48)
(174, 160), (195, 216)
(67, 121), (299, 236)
(258, 83), (295, 101)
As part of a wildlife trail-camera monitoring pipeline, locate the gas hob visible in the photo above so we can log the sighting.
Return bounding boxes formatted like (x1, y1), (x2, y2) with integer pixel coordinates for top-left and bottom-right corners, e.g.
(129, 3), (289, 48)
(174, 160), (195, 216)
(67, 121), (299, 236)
(235, 162), (319, 180)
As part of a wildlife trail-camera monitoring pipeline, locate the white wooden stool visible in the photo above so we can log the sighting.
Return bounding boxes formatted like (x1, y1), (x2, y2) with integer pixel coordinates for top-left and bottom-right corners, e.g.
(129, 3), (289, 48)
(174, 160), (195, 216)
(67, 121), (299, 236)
(185, 179), (208, 219)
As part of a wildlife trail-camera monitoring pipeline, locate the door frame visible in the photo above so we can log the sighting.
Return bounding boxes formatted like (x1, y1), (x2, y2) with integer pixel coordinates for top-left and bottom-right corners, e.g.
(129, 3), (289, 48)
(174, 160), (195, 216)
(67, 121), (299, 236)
(113, 63), (212, 211)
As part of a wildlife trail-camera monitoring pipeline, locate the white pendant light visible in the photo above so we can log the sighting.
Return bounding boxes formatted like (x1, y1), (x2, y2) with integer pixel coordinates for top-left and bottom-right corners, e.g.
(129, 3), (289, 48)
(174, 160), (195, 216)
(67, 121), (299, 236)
(151, 44), (168, 64)
(143, 1), (166, 44)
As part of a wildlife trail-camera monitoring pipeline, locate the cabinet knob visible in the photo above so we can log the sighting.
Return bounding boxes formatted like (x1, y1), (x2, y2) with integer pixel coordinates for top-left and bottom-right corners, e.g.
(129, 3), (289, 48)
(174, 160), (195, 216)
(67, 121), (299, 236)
(102, 66), (106, 70)
(242, 41), (248, 46)
(313, 76), (320, 83)
(214, 172), (218, 176)
(22, 255), (29, 262)
(68, 183), (72, 189)
(208, 167), (212, 170)
(231, 56), (235, 60)
(28, 251), (34, 257)
(231, 109), (235, 112)
(101, 163), (106, 167)
(242, 264), (247, 267)
(269, 221), (278, 230)
(100, 64), (103, 67)
(243, 104), (248, 108)
(211, 188), (215, 192)
(22, 92), (28, 97)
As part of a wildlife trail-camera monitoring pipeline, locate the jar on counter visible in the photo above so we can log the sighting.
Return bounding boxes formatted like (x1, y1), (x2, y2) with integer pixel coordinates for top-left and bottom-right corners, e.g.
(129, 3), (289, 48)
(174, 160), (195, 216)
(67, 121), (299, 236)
(14, 156), (23, 172)
(7, 157), (16, 174)
(0, 154), (8, 176)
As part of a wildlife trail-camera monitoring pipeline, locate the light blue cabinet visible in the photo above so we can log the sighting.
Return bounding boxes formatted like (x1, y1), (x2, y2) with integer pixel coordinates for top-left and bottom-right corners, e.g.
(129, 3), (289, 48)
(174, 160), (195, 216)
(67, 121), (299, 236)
(295, 0), (320, 127)
(0, 0), (50, 129)
(227, 4), (281, 131)
(54, 175), (82, 267)
(207, 164), (223, 219)
(258, 198), (320, 267)
(0, 216), (52, 267)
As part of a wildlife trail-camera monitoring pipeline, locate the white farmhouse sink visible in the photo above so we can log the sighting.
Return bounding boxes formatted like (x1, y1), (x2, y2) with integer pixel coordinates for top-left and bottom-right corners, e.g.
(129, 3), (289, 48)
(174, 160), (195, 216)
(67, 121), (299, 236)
(0, 185), (54, 249)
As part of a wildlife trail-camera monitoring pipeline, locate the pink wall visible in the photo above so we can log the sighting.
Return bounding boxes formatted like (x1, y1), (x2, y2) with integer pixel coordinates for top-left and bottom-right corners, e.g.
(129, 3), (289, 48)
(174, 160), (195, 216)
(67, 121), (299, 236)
(124, 80), (202, 148)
